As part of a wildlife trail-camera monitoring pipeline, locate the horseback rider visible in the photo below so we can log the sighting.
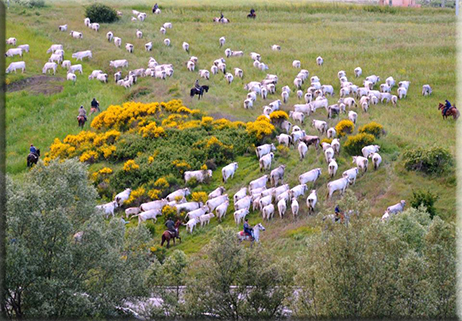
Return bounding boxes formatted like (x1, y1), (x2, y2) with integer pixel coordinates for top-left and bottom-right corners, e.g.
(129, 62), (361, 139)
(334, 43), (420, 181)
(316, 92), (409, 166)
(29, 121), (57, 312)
(219, 11), (224, 22)
(78, 105), (87, 121)
(91, 97), (100, 112)
(195, 79), (201, 91)
(152, 3), (158, 12)
(443, 100), (452, 116)
(250, 8), (255, 15)
(165, 218), (177, 237)
(29, 144), (38, 156)
(334, 205), (342, 222)
(243, 218), (254, 239)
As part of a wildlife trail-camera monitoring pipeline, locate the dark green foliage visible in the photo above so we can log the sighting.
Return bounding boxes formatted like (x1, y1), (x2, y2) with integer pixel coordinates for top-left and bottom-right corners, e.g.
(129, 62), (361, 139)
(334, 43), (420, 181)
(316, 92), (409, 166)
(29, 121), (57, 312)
(411, 190), (438, 219)
(145, 221), (156, 236)
(403, 147), (453, 175)
(343, 133), (375, 156)
(85, 3), (118, 23)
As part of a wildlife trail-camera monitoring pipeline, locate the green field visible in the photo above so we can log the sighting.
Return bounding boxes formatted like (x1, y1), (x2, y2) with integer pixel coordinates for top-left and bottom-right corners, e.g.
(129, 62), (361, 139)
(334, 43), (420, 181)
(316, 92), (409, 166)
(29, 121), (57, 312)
(5, 1), (456, 257)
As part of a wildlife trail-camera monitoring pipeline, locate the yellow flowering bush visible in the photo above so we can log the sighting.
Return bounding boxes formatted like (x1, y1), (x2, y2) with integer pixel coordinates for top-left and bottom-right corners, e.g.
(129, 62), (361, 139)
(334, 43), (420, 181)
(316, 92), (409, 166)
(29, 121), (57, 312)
(148, 189), (161, 200)
(79, 151), (99, 163)
(177, 120), (201, 130)
(192, 191), (208, 203)
(162, 205), (177, 221)
(93, 130), (121, 146)
(335, 120), (355, 137)
(125, 187), (146, 206)
(98, 144), (116, 159)
(246, 120), (276, 141)
(358, 121), (384, 138)
(172, 160), (191, 173)
(256, 115), (270, 122)
(139, 122), (166, 138)
(201, 116), (214, 129)
(269, 111), (289, 122)
(154, 177), (169, 189)
(123, 160), (140, 171)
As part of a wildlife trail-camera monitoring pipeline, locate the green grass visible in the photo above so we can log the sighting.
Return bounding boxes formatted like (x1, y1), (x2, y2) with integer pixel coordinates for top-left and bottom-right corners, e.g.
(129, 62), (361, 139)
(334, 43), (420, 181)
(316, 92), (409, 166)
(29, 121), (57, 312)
(6, 1), (456, 257)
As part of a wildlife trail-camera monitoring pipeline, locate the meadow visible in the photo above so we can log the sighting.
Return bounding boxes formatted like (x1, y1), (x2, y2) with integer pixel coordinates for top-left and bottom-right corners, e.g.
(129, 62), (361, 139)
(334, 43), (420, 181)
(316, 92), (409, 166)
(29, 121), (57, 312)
(5, 1), (457, 256)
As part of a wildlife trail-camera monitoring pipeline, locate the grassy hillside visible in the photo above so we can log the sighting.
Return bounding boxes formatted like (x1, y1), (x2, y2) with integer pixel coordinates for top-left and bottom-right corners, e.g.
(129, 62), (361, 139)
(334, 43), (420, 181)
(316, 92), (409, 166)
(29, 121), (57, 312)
(5, 1), (456, 257)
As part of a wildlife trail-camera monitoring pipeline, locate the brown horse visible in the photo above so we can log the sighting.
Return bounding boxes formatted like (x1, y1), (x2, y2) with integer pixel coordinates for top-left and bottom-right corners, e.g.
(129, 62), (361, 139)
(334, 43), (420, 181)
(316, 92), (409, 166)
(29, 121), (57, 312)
(438, 103), (460, 120)
(161, 220), (182, 248)
(77, 115), (86, 128)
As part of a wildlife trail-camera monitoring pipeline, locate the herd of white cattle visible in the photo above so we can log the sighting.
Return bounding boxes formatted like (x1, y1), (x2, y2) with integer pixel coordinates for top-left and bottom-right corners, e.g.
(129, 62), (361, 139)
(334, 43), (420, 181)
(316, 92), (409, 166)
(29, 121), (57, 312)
(7, 8), (421, 237)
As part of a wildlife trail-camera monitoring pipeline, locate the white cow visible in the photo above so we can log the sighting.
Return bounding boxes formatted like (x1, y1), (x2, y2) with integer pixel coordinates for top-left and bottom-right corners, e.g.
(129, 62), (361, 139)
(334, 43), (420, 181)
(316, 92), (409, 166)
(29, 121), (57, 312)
(67, 72), (77, 82)
(5, 48), (23, 57)
(184, 169), (212, 183)
(262, 204), (275, 220)
(342, 167), (359, 185)
(6, 61), (25, 73)
(110, 59), (128, 68)
(70, 31), (83, 39)
(234, 187), (248, 204)
(387, 200), (406, 214)
(291, 198), (299, 218)
(348, 111), (357, 124)
(298, 142), (308, 160)
(185, 218), (199, 233)
(140, 199), (168, 212)
(72, 50), (92, 61)
(182, 42), (190, 53)
(299, 168), (321, 185)
(42, 62), (57, 74)
(62, 60), (71, 69)
(234, 208), (249, 225)
(125, 43), (134, 53)
(249, 175), (268, 192)
(306, 190), (317, 213)
(175, 202), (202, 214)
(68, 64), (83, 74)
(206, 195), (229, 212)
(362, 145), (380, 158)
(352, 156), (369, 173)
(326, 177), (350, 199)
(370, 152), (382, 170)
(255, 143), (276, 158)
(95, 201), (118, 219)
(47, 44), (63, 54)
(328, 159), (338, 178)
(216, 200), (229, 221)
(200, 213), (215, 227)
(136, 209), (162, 225)
(316, 56), (323, 66)
(115, 188), (132, 206)
(222, 162), (238, 183)
(277, 199), (287, 218)
(312, 120), (327, 134)
(289, 184), (308, 199)
(125, 207), (141, 219)
(114, 37), (122, 47)
(186, 206), (209, 221)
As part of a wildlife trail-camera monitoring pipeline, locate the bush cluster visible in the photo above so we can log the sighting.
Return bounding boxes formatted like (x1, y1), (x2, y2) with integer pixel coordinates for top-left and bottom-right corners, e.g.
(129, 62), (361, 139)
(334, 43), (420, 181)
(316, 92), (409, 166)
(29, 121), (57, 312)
(403, 147), (453, 175)
(358, 121), (384, 138)
(85, 3), (119, 23)
(335, 120), (354, 137)
(343, 133), (375, 155)
(410, 189), (438, 219)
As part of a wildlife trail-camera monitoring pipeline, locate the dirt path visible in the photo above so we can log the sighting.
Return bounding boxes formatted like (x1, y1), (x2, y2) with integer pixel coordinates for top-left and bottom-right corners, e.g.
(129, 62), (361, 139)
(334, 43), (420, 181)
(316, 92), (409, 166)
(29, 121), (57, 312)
(7, 75), (65, 96)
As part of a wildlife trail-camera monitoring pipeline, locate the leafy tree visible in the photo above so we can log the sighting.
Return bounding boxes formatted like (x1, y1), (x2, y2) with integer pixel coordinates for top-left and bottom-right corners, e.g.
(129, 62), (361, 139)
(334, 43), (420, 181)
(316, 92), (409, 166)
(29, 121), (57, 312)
(85, 3), (118, 23)
(4, 159), (152, 318)
(184, 227), (288, 319)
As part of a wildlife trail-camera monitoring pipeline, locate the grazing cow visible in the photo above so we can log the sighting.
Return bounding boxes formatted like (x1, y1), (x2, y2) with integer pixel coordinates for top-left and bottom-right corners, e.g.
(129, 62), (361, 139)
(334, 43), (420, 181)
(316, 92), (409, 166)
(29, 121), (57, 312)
(185, 218), (199, 233)
(72, 50), (92, 61)
(208, 186), (226, 199)
(125, 207), (141, 219)
(259, 153), (274, 172)
(110, 59), (129, 68)
(291, 198), (299, 218)
(234, 187), (248, 204)
(289, 184), (308, 199)
(206, 195), (229, 212)
(136, 209), (162, 225)
(200, 213), (215, 227)
(235, 196), (252, 211)
(140, 199), (168, 212)
(362, 145), (380, 158)
(5, 48), (23, 58)
(354, 67), (362, 77)
(114, 37), (122, 47)
(186, 206), (210, 221)
(248, 175), (268, 192)
(328, 159), (338, 178)
(42, 62), (57, 75)
(234, 208), (249, 225)
(298, 142), (308, 160)
(6, 61), (26, 73)
(255, 143), (276, 159)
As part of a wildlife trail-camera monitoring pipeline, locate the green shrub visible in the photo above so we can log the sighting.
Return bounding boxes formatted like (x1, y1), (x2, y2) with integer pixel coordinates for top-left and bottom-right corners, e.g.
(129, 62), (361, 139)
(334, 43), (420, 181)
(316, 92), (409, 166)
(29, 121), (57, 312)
(410, 190), (438, 219)
(358, 122), (384, 138)
(85, 3), (119, 23)
(150, 245), (167, 263)
(277, 145), (290, 158)
(403, 147), (453, 175)
(335, 120), (355, 137)
(145, 221), (156, 236)
(343, 133), (375, 156)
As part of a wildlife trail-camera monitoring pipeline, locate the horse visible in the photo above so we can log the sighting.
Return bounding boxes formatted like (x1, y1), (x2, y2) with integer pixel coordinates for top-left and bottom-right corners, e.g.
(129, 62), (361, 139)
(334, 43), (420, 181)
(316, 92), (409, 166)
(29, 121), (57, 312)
(322, 210), (351, 227)
(237, 223), (265, 246)
(190, 85), (209, 100)
(89, 106), (99, 115)
(27, 149), (40, 167)
(438, 103), (459, 120)
(247, 13), (256, 19)
(77, 115), (87, 128)
(161, 220), (182, 248)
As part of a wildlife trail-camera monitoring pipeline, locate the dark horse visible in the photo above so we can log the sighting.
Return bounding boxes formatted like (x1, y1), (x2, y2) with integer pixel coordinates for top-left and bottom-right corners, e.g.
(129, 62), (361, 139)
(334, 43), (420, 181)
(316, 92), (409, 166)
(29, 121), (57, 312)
(78, 115), (87, 128)
(161, 220), (182, 248)
(27, 149), (40, 167)
(190, 85), (209, 100)
(438, 103), (460, 120)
